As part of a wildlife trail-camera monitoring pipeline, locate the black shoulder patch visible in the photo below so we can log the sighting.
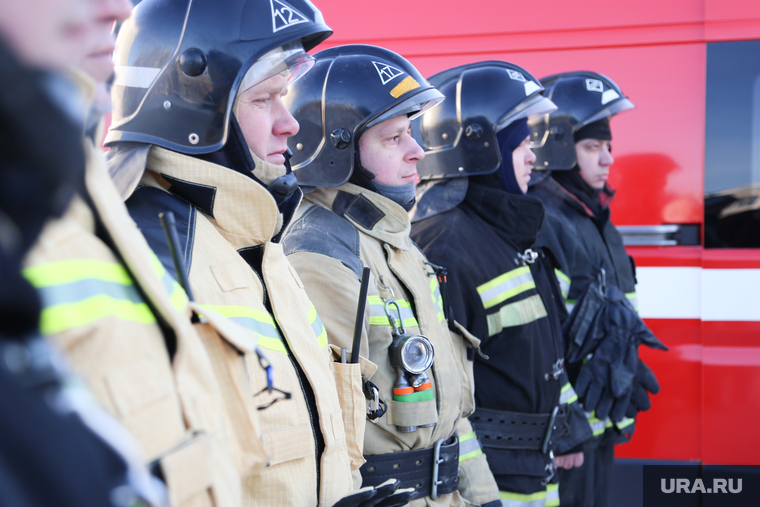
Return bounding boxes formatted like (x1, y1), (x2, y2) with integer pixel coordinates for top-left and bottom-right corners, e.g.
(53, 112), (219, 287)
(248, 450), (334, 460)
(333, 191), (385, 230)
(282, 204), (363, 280)
(126, 186), (196, 284)
(161, 173), (217, 218)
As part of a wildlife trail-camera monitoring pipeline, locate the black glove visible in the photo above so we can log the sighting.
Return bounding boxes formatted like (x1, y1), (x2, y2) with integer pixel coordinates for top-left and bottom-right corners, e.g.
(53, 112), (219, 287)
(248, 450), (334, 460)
(333, 479), (418, 507)
(575, 332), (638, 421)
(624, 360), (661, 419)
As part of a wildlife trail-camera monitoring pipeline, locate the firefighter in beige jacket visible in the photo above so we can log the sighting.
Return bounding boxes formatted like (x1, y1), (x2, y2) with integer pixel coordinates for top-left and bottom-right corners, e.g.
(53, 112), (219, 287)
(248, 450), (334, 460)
(282, 46), (503, 507)
(24, 75), (267, 507)
(105, 2), (412, 506)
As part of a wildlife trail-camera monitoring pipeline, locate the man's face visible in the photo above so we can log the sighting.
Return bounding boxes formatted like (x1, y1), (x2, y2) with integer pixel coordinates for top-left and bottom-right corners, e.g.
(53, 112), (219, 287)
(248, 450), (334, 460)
(0, 0), (95, 70)
(79, 0), (133, 84)
(359, 115), (424, 186)
(575, 138), (614, 190)
(512, 135), (536, 194)
(236, 74), (299, 165)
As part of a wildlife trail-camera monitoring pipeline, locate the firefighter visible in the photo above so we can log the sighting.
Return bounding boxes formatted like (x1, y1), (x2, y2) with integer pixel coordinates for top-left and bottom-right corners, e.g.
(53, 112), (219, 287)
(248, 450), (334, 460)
(22, 0), (291, 505)
(408, 61), (595, 507)
(527, 71), (665, 507)
(0, 1), (168, 505)
(281, 45), (502, 507)
(107, 2), (413, 506)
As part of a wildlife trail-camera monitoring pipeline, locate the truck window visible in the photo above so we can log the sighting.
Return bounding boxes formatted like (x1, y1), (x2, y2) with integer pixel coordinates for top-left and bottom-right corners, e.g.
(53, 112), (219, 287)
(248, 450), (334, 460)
(704, 39), (760, 248)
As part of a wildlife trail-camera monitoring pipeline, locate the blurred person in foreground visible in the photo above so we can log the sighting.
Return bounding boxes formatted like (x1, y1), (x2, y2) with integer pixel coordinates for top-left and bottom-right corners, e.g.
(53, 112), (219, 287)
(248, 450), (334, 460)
(22, 1), (289, 506)
(527, 71), (667, 507)
(409, 61), (593, 507)
(0, 0), (166, 506)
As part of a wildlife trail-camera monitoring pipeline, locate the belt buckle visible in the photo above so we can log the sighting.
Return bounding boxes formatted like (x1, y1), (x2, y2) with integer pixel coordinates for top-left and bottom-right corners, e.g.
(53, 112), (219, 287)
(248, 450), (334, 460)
(430, 438), (446, 500)
(541, 406), (560, 454)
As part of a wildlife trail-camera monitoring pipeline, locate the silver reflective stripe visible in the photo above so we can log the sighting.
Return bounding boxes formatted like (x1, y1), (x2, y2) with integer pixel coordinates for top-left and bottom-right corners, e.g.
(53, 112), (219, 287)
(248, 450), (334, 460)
(368, 296), (418, 328)
(565, 299), (576, 315)
(500, 483), (559, 507)
(37, 278), (143, 307)
(559, 382), (578, 405)
(478, 267), (535, 310)
(554, 269), (571, 300)
(585, 411), (609, 437)
(458, 435), (482, 457)
(486, 294), (547, 336)
(113, 66), (161, 89)
(430, 278), (444, 322)
(626, 292), (639, 312)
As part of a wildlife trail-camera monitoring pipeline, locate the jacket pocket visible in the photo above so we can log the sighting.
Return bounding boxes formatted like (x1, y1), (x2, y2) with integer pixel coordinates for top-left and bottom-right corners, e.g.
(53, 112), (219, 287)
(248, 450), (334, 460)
(328, 344), (377, 471)
(261, 424), (315, 466)
(388, 398), (439, 427)
(154, 430), (240, 507)
(210, 261), (249, 293)
(451, 320), (479, 418)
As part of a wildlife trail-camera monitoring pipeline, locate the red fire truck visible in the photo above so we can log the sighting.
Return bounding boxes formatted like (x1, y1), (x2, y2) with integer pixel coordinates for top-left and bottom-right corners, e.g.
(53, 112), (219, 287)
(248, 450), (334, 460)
(310, 0), (760, 499)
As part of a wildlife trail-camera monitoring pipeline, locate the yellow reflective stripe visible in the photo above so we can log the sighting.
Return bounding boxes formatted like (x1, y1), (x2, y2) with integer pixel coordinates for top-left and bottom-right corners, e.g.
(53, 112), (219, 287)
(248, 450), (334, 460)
(458, 431), (483, 462)
(586, 411), (609, 437)
(616, 417), (635, 429)
(38, 296), (155, 335)
(307, 304), (328, 348)
(486, 294), (547, 336)
(148, 253), (188, 313)
(559, 382), (578, 405)
(626, 291), (639, 312)
(24, 259), (131, 286)
(500, 483), (559, 506)
(477, 267), (536, 310)
(554, 269), (571, 300)
(199, 304), (286, 353)
(430, 277), (445, 323)
(368, 296), (418, 328)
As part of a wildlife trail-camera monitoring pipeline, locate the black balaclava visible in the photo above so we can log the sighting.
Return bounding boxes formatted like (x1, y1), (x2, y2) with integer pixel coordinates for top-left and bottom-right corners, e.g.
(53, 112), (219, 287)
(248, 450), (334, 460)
(496, 117), (531, 195)
(552, 117), (612, 217)
(471, 117), (531, 194)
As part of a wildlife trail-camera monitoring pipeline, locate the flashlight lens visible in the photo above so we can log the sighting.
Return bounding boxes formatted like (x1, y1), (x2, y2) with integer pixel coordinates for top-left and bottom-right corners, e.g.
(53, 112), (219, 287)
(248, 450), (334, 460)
(401, 336), (434, 373)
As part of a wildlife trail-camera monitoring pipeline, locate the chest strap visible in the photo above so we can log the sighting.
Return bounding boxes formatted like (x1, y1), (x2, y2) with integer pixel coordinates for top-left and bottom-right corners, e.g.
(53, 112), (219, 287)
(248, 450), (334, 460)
(360, 435), (459, 500)
(470, 406), (565, 454)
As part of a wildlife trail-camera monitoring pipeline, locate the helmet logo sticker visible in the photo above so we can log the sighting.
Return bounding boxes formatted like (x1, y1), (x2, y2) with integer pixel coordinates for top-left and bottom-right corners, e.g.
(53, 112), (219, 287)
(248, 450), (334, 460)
(373, 61), (405, 85)
(586, 79), (604, 92)
(271, 0), (309, 33)
(601, 89), (620, 105)
(524, 81), (541, 96)
(507, 69), (526, 82)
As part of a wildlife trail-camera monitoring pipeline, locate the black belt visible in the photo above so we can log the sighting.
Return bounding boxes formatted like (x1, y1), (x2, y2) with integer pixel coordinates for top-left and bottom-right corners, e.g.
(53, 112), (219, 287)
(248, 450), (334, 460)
(360, 436), (459, 500)
(470, 406), (564, 453)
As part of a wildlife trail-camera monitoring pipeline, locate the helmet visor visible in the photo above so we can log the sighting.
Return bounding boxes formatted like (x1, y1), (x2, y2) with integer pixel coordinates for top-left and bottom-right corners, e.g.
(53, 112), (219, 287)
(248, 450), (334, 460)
(365, 87), (445, 130)
(576, 97), (635, 130)
(238, 41), (315, 96)
(495, 95), (557, 133)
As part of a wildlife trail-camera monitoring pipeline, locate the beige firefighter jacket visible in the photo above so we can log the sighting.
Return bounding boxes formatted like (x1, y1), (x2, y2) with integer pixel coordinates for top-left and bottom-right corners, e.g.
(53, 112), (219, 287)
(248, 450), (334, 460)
(284, 183), (501, 507)
(23, 138), (272, 507)
(133, 147), (370, 506)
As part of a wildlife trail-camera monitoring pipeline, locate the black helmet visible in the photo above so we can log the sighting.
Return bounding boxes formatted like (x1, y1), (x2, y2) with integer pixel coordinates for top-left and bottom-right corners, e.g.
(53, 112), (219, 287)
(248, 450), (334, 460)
(529, 71), (634, 171)
(413, 61), (556, 181)
(284, 44), (444, 187)
(104, 0), (331, 154)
